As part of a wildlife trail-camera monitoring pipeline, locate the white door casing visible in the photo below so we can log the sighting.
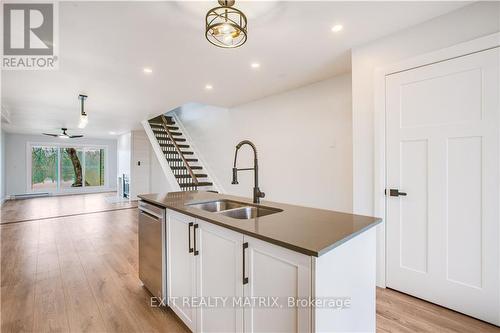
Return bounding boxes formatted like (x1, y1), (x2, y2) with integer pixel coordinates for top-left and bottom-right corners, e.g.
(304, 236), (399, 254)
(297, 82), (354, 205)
(385, 47), (499, 324)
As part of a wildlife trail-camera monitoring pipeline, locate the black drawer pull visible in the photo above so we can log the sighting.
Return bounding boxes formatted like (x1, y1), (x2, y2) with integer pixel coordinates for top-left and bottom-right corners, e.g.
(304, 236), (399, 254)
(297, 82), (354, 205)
(188, 222), (194, 253)
(193, 224), (199, 256)
(242, 242), (248, 285)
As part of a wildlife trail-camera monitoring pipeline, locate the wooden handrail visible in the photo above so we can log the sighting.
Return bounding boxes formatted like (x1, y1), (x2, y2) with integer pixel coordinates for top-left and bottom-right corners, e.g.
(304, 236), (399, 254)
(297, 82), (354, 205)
(160, 115), (199, 185)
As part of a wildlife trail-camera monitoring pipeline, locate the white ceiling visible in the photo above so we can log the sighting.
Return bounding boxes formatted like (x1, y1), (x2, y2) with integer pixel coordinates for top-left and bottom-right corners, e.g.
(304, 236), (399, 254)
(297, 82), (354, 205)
(2, 1), (468, 138)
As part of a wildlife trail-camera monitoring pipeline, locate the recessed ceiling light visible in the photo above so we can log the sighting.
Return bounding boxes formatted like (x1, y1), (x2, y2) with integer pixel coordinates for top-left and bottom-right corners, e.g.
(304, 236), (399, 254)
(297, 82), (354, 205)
(251, 62), (260, 69)
(143, 67), (153, 74)
(109, 131), (117, 135)
(331, 24), (343, 33)
(205, 84), (213, 90)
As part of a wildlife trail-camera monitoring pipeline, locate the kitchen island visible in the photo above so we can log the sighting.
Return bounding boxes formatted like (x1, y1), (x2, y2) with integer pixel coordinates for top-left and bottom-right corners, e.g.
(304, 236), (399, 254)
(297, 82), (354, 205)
(139, 191), (382, 333)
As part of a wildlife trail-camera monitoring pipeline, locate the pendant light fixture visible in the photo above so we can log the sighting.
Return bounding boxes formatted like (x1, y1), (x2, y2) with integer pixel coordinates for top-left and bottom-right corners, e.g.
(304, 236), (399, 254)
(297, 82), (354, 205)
(78, 94), (88, 129)
(205, 0), (247, 48)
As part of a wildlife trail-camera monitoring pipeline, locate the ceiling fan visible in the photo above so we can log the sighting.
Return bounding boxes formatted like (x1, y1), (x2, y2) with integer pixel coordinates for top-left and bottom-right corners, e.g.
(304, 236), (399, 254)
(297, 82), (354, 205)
(43, 128), (83, 139)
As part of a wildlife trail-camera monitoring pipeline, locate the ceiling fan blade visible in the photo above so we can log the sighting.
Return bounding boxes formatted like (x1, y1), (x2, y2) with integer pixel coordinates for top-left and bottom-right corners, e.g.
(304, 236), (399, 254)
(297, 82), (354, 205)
(43, 133), (59, 137)
(69, 135), (84, 138)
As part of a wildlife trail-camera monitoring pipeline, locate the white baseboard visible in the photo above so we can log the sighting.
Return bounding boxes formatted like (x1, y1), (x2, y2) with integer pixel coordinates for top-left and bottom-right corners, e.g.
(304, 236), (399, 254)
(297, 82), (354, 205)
(7, 188), (117, 200)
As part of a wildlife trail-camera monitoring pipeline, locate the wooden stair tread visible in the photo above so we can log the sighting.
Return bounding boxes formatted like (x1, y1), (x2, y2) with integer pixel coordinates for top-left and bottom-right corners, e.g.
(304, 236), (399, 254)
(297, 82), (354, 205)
(150, 124), (179, 131)
(179, 182), (213, 188)
(160, 143), (189, 148)
(170, 166), (203, 170)
(163, 150), (194, 155)
(152, 130), (182, 137)
(166, 158), (198, 162)
(149, 117), (175, 125)
(175, 174), (208, 179)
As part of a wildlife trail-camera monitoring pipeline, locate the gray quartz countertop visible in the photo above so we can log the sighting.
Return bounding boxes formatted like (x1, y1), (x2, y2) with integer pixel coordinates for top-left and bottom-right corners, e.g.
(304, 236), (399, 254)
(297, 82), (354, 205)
(138, 191), (382, 257)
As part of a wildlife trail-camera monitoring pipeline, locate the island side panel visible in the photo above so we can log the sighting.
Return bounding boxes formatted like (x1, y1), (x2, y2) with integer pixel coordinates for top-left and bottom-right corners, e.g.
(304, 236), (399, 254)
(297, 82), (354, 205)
(313, 228), (376, 332)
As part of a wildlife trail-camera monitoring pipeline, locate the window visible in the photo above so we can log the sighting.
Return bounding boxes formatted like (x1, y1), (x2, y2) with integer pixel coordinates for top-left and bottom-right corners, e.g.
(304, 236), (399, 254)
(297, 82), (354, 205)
(84, 149), (105, 186)
(31, 147), (58, 191)
(30, 145), (106, 192)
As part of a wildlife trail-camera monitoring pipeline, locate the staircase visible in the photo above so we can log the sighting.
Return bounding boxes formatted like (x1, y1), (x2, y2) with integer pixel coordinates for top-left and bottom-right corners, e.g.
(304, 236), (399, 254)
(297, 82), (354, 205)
(148, 115), (214, 191)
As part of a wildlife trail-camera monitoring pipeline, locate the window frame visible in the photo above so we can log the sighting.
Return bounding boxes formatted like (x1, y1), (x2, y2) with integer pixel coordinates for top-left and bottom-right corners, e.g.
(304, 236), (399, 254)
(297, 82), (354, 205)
(27, 142), (109, 194)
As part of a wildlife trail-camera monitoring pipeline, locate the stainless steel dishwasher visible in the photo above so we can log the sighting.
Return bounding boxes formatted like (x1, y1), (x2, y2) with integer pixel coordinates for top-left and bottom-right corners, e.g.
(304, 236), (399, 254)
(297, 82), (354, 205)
(138, 200), (166, 300)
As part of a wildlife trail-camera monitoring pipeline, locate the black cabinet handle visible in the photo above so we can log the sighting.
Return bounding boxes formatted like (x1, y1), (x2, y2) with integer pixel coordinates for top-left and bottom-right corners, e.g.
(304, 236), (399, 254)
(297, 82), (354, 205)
(242, 242), (248, 285)
(388, 189), (407, 197)
(188, 222), (194, 253)
(193, 224), (199, 256)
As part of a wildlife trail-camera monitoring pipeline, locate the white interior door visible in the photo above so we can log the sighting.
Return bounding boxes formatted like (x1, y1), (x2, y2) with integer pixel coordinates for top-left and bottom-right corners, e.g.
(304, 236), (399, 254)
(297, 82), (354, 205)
(386, 47), (499, 325)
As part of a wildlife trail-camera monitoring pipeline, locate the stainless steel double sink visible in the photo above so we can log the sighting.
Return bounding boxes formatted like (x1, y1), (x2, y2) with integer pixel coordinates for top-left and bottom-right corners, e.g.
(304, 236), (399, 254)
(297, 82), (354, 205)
(186, 200), (282, 220)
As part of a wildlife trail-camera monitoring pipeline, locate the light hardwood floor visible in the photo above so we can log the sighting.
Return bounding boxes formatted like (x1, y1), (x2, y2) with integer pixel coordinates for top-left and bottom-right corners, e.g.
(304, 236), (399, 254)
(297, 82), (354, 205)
(1, 208), (188, 333)
(1, 192), (137, 224)
(1, 196), (498, 332)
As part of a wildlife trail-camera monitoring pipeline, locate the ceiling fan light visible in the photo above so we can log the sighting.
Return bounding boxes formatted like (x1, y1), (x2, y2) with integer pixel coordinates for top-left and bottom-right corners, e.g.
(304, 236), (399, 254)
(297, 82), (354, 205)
(43, 127), (83, 139)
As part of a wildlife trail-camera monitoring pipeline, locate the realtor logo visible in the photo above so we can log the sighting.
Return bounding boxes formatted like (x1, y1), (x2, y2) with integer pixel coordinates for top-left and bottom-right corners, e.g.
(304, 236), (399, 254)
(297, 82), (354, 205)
(2, 2), (58, 69)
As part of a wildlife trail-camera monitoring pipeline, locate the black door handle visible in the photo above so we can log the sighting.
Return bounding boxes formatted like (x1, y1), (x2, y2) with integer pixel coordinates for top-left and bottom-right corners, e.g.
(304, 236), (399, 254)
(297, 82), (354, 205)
(193, 224), (199, 256)
(388, 189), (407, 197)
(188, 222), (194, 253)
(242, 242), (248, 285)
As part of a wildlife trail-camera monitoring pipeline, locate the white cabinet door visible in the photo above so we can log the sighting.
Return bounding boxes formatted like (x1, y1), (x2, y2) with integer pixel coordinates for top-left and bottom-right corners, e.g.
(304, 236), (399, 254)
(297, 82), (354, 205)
(243, 236), (311, 333)
(386, 48), (499, 325)
(166, 210), (197, 332)
(196, 220), (244, 333)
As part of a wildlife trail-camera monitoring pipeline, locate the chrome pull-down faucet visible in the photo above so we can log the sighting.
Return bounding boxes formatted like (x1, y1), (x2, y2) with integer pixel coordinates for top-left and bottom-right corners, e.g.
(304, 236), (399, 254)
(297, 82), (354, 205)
(231, 140), (265, 204)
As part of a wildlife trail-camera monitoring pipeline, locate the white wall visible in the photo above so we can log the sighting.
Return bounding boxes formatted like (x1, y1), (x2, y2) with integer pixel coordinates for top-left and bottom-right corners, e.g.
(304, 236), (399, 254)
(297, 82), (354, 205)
(175, 74), (353, 212)
(129, 130), (151, 199)
(150, 149), (172, 194)
(352, 1), (500, 216)
(4, 133), (117, 196)
(118, 129), (174, 198)
(117, 132), (131, 179)
(0, 130), (5, 203)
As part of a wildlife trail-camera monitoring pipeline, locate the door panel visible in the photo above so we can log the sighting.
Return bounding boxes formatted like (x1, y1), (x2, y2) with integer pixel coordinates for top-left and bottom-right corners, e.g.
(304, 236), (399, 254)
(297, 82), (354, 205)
(447, 136), (482, 288)
(196, 221), (244, 333)
(386, 47), (499, 325)
(167, 211), (197, 331)
(400, 68), (482, 127)
(244, 236), (311, 333)
(400, 139), (428, 273)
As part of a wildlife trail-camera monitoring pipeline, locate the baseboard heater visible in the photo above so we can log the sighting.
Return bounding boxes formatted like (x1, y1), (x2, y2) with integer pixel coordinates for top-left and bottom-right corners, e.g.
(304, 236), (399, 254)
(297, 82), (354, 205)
(11, 192), (50, 200)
